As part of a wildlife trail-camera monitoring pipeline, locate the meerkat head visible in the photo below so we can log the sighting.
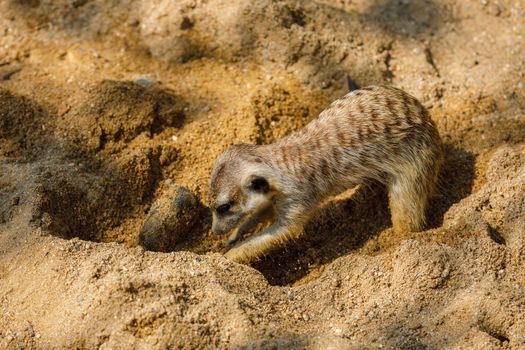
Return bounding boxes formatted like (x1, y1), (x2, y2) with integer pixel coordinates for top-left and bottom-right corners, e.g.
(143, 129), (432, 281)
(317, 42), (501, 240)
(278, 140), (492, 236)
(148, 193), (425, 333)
(208, 144), (275, 235)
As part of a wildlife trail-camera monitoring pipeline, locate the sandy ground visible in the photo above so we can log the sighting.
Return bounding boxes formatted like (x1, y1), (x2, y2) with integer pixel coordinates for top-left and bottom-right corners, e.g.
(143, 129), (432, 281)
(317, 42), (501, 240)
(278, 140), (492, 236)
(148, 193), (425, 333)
(0, 0), (524, 348)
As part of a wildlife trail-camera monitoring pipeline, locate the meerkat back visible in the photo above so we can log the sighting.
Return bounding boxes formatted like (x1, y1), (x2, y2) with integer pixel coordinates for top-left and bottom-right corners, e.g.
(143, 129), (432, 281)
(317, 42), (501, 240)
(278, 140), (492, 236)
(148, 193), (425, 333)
(268, 85), (443, 232)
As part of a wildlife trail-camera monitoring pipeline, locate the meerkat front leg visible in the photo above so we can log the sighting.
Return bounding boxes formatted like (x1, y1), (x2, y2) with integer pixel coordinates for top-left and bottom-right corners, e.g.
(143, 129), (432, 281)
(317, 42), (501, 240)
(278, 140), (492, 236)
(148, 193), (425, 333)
(224, 220), (304, 264)
(226, 205), (274, 247)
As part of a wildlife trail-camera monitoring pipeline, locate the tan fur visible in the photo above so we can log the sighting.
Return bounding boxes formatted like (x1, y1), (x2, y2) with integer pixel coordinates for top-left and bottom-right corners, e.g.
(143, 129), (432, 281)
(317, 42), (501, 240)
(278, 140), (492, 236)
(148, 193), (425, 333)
(208, 85), (443, 264)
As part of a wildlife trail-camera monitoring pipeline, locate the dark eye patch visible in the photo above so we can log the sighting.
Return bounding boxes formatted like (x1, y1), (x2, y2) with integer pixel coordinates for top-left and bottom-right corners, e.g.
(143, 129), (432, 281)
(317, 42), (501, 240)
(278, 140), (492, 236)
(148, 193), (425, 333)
(250, 176), (269, 193)
(216, 201), (233, 215)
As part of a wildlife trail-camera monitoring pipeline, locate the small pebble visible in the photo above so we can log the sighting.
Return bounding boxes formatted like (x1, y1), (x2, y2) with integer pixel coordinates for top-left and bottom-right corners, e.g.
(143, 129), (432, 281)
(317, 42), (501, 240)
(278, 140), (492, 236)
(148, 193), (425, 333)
(134, 76), (155, 87)
(128, 18), (140, 27)
(321, 80), (331, 89)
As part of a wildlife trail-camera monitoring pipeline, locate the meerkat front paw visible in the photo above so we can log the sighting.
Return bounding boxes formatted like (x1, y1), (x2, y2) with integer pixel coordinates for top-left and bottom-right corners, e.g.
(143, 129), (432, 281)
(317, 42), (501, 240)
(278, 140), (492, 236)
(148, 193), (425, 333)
(223, 245), (252, 264)
(223, 236), (274, 264)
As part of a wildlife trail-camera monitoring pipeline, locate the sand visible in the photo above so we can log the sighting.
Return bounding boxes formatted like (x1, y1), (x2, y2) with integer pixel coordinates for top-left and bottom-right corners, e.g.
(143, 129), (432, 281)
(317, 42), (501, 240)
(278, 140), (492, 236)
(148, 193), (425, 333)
(1, 0), (524, 348)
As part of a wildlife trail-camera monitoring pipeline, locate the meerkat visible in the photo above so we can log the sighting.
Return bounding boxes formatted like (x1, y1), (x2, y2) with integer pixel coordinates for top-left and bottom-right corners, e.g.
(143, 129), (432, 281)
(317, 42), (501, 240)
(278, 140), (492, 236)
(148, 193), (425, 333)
(209, 85), (443, 264)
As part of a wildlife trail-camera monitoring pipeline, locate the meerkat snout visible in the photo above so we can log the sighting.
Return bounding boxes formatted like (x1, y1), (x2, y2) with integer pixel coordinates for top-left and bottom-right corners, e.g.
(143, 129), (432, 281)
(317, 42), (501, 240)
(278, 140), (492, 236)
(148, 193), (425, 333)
(209, 85), (443, 264)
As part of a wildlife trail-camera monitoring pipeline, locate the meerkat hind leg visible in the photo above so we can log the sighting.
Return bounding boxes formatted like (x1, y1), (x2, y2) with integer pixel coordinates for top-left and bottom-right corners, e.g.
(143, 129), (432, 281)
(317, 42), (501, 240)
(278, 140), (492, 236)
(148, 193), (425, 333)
(388, 166), (435, 233)
(224, 221), (302, 264)
(226, 205), (274, 247)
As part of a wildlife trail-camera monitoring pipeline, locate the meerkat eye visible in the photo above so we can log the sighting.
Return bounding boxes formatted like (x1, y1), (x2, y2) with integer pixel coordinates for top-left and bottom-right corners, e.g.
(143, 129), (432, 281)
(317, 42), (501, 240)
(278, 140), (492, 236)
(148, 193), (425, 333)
(249, 176), (270, 193)
(216, 202), (233, 215)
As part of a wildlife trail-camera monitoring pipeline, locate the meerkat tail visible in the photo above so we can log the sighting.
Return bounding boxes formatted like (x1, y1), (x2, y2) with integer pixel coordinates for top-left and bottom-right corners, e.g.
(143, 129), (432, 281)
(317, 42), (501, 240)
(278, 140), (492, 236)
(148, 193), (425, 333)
(346, 74), (360, 92)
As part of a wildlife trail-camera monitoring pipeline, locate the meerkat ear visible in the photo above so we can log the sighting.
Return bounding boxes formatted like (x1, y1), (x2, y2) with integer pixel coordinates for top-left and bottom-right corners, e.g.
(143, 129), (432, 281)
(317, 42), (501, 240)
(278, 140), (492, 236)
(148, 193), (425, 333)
(248, 175), (270, 193)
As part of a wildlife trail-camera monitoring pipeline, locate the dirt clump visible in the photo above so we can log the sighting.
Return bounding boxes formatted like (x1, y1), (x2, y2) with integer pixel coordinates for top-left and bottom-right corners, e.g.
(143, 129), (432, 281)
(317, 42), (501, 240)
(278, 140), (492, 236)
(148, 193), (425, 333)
(66, 80), (186, 155)
(139, 184), (205, 252)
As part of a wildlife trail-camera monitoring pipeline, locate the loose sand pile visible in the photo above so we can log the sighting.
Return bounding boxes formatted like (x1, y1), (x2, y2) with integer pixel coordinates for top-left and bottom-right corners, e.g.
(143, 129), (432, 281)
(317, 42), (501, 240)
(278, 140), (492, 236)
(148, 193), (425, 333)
(1, 0), (524, 348)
